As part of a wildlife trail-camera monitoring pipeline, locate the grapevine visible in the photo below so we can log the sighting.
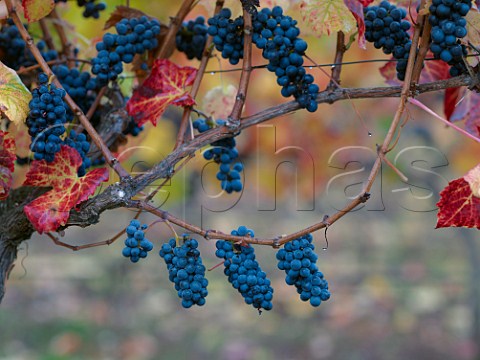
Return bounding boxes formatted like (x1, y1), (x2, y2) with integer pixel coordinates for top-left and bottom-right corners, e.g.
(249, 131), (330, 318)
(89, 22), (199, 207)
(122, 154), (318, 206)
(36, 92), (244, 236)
(0, 0), (477, 333)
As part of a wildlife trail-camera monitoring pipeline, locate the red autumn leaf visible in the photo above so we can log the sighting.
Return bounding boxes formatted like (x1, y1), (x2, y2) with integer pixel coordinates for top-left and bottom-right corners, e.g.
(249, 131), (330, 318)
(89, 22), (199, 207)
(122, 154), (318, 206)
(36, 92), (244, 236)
(448, 89), (480, 137)
(436, 164), (480, 229)
(418, 56), (450, 83)
(380, 52), (449, 85)
(444, 86), (462, 121)
(126, 59), (197, 127)
(23, 146), (109, 234)
(357, 0), (373, 5)
(0, 131), (16, 200)
(379, 60), (400, 86)
(22, 0), (55, 22)
(344, 0), (366, 49)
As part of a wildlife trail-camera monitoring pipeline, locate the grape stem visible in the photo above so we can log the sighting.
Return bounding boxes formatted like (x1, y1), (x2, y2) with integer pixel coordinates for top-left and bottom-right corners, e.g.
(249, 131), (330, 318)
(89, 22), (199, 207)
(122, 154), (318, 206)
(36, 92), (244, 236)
(45, 230), (123, 251)
(226, 8), (253, 127)
(49, 8), (76, 68)
(174, 0), (225, 150)
(38, 18), (56, 51)
(327, 31), (346, 91)
(154, 0), (196, 59)
(411, 8), (431, 83)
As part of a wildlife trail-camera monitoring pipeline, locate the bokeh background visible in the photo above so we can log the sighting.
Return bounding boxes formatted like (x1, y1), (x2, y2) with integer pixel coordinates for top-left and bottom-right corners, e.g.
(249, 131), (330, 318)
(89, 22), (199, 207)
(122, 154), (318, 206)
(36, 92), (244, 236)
(1, 0), (479, 359)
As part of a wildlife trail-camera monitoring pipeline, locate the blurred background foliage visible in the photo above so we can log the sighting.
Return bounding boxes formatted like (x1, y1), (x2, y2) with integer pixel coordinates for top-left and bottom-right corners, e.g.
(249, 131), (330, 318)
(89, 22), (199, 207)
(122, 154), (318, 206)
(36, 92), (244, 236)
(1, 0), (479, 359)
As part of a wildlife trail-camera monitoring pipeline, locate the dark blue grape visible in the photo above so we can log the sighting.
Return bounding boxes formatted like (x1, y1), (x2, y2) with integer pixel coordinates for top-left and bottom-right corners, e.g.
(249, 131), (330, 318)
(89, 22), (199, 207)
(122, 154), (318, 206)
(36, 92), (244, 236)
(27, 73), (67, 162)
(364, 1), (412, 81)
(91, 16), (161, 87)
(429, 0), (471, 76)
(250, 6), (318, 112)
(276, 233), (330, 307)
(215, 226), (274, 312)
(193, 118), (243, 193)
(122, 219), (153, 263)
(0, 21), (58, 71)
(64, 130), (92, 177)
(176, 16), (208, 60)
(159, 235), (208, 308)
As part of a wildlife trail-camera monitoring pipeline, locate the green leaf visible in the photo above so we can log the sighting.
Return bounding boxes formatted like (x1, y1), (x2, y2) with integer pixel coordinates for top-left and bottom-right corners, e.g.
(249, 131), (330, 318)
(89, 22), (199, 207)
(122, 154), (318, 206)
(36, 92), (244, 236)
(0, 61), (31, 126)
(22, 0), (55, 22)
(300, 0), (357, 36)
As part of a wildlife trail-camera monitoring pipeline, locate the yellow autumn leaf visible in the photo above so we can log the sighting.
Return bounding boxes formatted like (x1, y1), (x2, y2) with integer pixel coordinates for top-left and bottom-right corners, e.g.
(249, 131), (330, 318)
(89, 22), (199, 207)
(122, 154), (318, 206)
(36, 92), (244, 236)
(22, 0), (55, 22)
(202, 84), (238, 120)
(0, 61), (31, 126)
(466, 8), (480, 67)
(465, 163), (480, 197)
(300, 0), (357, 37)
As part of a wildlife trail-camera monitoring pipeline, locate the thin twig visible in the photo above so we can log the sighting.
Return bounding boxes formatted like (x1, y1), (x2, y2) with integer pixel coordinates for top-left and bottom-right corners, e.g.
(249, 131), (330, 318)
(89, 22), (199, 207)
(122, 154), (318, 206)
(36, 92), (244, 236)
(154, 0), (195, 59)
(378, 150), (409, 182)
(174, 0), (225, 150)
(49, 8), (75, 68)
(412, 11), (431, 83)
(16, 58), (92, 75)
(328, 31), (346, 90)
(38, 18), (55, 50)
(47, 230), (124, 251)
(227, 8), (253, 126)
(409, 98), (480, 143)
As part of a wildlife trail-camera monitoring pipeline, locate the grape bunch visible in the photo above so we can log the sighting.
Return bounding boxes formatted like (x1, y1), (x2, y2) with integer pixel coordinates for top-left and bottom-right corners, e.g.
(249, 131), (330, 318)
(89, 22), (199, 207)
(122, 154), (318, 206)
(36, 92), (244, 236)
(176, 16), (208, 60)
(92, 16), (161, 87)
(428, 0), (471, 76)
(122, 220), (153, 263)
(276, 233), (330, 307)
(0, 22), (58, 71)
(26, 73), (67, 162)
(364, 1), (412, 81)
(215, 226), (274, 312)
(252, 6), (319, 112)
(123, 119), (144, 137)
(64, 130), (92, 177)
(159, 236), (209, 308)
(53, 65), (98, 122)
(207, 8), (245, 65)
(77, 0), (106, 19)
(55, 0), (106, 19)
(193, 118), (243, 193)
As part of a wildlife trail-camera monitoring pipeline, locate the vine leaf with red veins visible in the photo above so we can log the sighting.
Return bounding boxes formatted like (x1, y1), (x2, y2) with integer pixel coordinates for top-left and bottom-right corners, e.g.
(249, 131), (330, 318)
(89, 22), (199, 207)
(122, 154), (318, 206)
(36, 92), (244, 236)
(0, 131), (16, 200)
(22, 0), (55, 22)
(380, 51), (449, 85)
(300, 0), (357, 37)
(436, 164), (480, 229)
(23, 146), (109, 234)
(448, 89), (480, 137)
(0, 61), (32, 126)
(126, 59), (197, 127)
(344, 0), (366, 49)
